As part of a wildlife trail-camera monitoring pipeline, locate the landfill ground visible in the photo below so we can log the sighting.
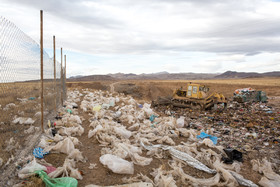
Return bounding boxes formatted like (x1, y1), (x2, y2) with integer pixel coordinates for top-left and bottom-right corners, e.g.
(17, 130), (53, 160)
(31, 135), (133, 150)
(2, 78), (280, 186)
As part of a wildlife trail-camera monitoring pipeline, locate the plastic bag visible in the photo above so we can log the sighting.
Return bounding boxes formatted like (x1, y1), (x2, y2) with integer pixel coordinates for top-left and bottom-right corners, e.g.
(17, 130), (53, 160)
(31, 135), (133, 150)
(48, 159), (83, 180)
(68, 149), (85, 162)
(222, 148), (243, 164)
(93, 105), (102, 112)
(118, 143), (152, 166)
(176, 116), (185, 128)
(33, 147), (49, 159)
(100, 154), (134, 174)
(88, 124), (103, 138)
(197, 132), (218, 145)
(18, 158), (47, 179)
(45, 137), (75, 155)
(36, 170), (78, 187)
(113, 126), (132, 139)
(109, 99), (115, 107)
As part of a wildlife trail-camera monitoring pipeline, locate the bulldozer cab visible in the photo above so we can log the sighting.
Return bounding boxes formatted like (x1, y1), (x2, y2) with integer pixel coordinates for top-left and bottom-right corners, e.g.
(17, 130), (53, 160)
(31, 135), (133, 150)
(176, 83), (209, 99)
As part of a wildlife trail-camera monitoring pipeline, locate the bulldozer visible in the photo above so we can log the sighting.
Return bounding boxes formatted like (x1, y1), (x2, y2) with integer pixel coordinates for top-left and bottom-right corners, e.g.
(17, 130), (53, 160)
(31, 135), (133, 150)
(152, 83), (227, 110)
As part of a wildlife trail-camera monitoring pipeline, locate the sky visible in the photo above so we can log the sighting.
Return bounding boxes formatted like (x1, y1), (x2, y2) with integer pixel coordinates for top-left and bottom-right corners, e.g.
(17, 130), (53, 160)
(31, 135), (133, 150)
(1, 0), (280, 77)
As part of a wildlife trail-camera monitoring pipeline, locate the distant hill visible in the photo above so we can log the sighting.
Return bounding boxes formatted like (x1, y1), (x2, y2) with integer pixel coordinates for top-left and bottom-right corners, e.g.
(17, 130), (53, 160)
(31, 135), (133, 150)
(104, 72), (218, 80)
(68, 71), (280, 81)
(69, 72), (218, 81)
(215, 71), (280, 79)
(69, 75), (115, 81)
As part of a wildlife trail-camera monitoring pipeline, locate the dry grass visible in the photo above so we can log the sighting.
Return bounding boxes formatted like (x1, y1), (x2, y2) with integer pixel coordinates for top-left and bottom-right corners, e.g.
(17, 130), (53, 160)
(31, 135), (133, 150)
(0, 81), (63, 170)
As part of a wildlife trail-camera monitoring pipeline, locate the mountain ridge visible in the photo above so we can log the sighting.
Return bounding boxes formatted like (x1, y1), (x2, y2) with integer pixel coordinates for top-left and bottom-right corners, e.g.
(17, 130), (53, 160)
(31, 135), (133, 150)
(68, 71), (280, 81)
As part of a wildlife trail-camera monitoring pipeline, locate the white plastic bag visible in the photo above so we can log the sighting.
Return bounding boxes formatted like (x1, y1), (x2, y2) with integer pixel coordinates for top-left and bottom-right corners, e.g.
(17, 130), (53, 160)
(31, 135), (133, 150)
(68, 149), (85, 162)
(100, 154), (134, 174)
(18, 158), (47, 179)
(114, 126), (132, 139)
(109, 99), (115, 107)
(88, 124), (103, 138)
(176, 116), (185, 128)
(45, 137), (75, 155)
(48, 158), (82, 180)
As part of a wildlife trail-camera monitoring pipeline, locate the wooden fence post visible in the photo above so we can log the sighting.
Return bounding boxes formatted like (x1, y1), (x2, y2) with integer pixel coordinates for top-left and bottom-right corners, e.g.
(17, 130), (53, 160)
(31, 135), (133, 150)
(40, 10), (44, 132)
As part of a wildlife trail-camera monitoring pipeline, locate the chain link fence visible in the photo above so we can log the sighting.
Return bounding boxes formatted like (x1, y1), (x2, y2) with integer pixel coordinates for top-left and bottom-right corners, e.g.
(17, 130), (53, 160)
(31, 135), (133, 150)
(0, 16), (66, 174)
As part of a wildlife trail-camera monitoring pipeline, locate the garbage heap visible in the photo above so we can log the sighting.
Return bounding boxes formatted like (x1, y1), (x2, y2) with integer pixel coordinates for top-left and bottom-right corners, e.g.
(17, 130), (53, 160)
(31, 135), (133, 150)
(14, 89), (280, 187)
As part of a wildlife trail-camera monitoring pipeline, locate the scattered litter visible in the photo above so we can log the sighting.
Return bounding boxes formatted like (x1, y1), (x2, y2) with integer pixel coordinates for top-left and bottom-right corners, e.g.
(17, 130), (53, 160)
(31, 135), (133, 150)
(251, 158), (280, 186)
(100, 154), (134, 174)
(18, 158), (47, 179)
(24, 126), (39, 134)
(3, 103), (16, 110)
(12, 117), (35, 125)
(88, 163), (97, 169)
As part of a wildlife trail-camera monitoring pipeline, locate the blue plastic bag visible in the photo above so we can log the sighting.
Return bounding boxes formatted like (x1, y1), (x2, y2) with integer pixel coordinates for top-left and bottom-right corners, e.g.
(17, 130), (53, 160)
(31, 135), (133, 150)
(149, 115), (157, 122)
(33, 147), (49, 159)
(197, 132), (218, 145)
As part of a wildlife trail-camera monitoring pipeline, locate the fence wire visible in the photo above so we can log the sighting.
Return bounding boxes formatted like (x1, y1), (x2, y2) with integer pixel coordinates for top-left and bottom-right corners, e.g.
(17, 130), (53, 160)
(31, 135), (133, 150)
(0, 16), (66, 173)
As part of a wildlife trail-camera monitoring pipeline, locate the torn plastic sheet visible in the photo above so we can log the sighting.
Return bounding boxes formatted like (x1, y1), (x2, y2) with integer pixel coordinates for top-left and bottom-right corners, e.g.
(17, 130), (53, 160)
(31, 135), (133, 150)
(140, 141), (216, 174)
(170, 161), (220, 186)
(229, 171), (258, 187)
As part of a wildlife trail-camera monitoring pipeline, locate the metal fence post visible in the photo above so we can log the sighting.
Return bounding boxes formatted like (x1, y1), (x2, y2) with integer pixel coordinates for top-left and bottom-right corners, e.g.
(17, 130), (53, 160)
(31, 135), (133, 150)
(61, 47), (63, 106)
(53, 35), (56, 113)
(40, 10), (44, 133)
(64, 55), (66, 100)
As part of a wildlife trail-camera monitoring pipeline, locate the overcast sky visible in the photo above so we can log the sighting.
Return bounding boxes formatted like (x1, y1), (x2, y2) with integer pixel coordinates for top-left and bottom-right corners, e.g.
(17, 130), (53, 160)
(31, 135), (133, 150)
(1, 0), (280, 76)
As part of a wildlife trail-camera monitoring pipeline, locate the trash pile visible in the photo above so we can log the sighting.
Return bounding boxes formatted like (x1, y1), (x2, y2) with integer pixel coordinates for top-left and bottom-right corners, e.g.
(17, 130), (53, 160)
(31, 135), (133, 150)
(14, 89), (280, 187)
(233, 87), (267, 103)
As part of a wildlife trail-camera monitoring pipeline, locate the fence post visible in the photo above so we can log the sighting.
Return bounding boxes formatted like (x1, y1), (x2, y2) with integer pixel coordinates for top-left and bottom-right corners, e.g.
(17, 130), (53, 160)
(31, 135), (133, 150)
(53, 35), (56, 113)
(64, 55), (66, 100)
(64, 54), (66, 82)
(40, 10), (44, 133)
(61, 48), (63, 106)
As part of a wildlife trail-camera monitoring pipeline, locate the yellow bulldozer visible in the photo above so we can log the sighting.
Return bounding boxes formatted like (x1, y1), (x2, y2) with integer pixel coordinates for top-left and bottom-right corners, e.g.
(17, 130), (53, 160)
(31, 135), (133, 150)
(152, 83), (227, 110)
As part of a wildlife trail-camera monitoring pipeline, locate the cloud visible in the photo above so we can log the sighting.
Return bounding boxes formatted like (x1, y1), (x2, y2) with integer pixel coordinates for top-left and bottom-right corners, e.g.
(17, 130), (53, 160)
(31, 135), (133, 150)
(162, 64), (180, 72)
(1, 0), (280, 75)
(2, 0), (280, 55)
